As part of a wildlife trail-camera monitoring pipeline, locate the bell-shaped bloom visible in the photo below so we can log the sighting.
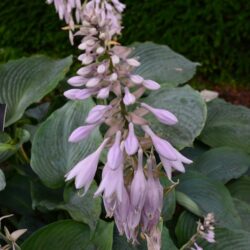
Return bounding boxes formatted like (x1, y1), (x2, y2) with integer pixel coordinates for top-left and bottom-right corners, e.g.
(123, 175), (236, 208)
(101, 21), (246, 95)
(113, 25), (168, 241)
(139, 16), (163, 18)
(67, 76), (87, 86)
(69, 124), (97, 143)
(130, 75), (144, 85)
(141, 103), (178, 125)
(64, 88), (95, 100)
(143, 159), (163, 220)
(97, 86), (110, 99)
(65, 138), (109, 193)
(85, 105), (112, 124)
(86, 77), (101, 87)
(124, 123), (139, 155)
(142, 125), (177, 161)
(126, 58), (141, 67)
(123, 87), (136, 106)
(142, 79), (160, 90)
(160, 148), (192, 180)
(107, 131), (123, 170)
(130, 149), (147, 212)
(94, 162), (124, 203)
(114, 186), (130, 235)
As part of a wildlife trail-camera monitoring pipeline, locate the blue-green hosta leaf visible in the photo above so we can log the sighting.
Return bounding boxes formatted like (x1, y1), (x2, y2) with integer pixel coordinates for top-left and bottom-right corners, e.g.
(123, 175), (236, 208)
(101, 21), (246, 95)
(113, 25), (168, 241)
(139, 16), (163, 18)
(31, 100), (102, 188)
(142, 85), (207, 149)
(200, 228), (250, 250)
(21, 220), (114, 250)
(60, 183), (101, 230)
(192, 147), (250, 183)
(228, 176), (250, 204)
(233, 198), (250, 232)
(130, 42), (200, 87)
(0, 129), (30, 163)
(0, 55), (72, 127)
(175, 211), (198, 247)
(0, 169), (6, 191)
(199, 99), (250, 153)
(176, 171), (242, 229)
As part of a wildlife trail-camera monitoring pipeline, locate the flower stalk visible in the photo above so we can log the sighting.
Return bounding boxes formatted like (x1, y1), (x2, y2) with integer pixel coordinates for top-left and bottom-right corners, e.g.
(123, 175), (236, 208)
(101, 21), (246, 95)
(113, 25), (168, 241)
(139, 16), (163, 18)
(48, 0), (193, 244)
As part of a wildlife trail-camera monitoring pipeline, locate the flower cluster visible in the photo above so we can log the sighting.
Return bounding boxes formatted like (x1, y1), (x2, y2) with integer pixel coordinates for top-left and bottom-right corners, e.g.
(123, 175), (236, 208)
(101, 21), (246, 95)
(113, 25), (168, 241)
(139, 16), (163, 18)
(191, 213), (215, 250)
(48, 0), (193, 243)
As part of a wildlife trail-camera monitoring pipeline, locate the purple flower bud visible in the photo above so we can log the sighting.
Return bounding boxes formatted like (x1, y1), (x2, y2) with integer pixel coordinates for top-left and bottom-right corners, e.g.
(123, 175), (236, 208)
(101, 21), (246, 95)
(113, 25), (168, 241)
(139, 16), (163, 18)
(130, 75), (144, 84)
(110, 72), (118, 81)
(107, 131), (123, 170)
(123, 87), (136, 106)
(111, 54), (120, 65)
(97, 86), (110, 99)
(142, 79), (160, 90)
(96, 47), (105, 54)
(67, 76), (87, 87)
(65, 138), (109, 193)
(85, 105), (112, 124)
(97, 64), (106, 74)
(130, 148), (147, 212)
(141, 103), (178, 125)
(126, 58), (141, 67)
(77, 65), (93, 76)
(69, 124), (97, 143)
(64, 88), (94, 100)
(142, 125), (177, 161)
(78, 54), (94, 64)
(86, 77), (101, 87)
(124, 123), (139, 155)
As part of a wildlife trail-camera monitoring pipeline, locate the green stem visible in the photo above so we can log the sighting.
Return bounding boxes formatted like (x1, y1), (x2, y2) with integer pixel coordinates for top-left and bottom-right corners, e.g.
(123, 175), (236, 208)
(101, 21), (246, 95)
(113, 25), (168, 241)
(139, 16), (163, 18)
(180, 233), (199, 250)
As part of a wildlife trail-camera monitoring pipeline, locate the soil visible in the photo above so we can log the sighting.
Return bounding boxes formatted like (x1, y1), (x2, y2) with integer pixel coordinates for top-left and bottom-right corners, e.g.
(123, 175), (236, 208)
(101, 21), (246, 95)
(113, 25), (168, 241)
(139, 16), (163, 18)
(213, 85), (250, 108)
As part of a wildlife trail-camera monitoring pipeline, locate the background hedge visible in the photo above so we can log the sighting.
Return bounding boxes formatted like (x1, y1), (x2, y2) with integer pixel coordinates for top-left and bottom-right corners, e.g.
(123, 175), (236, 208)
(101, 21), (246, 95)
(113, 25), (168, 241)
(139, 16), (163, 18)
(0, 0), (249, 84)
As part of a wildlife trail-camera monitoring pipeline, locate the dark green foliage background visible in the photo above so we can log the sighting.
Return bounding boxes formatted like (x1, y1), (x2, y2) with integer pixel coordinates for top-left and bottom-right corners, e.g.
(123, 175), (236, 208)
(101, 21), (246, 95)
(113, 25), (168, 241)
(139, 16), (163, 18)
(0, 0), (249, 83)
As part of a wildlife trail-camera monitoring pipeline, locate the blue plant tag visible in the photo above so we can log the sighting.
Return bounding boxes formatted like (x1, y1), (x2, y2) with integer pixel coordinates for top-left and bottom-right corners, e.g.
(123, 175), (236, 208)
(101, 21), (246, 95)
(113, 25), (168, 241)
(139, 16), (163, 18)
(0, 104), (7, 131)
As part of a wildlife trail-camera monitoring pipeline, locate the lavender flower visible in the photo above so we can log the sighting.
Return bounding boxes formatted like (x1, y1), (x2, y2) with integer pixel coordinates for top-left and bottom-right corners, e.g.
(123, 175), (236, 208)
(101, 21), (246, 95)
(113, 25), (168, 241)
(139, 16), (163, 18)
(65, 138), (109, 193)
(68, 124), (97, 142)
(124, 123), (139, 155)
(141, 103), (178, 125)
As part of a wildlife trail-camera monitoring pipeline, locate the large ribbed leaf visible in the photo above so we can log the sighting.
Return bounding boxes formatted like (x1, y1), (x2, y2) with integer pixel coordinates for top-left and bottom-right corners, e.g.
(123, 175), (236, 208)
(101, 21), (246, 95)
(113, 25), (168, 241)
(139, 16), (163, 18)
(176, 171), (241, 229)
(199, 99), (250, 153)
(228, 176), (250, 204)
(0, 129), (30, 163)
(175, 211), (198, 247)
(200, 228), (250, 250)
(31, 100), (102, 188)
(130, 42), (200, 87)
(21, 220), (114, 250)
(142, 85), (207, 149)
(0, 169), (5, 191)
(61, 183), (101, 230)
(233, 198), (250, 232)
(192, 147), (250, 183)
(0, 56), (72, 127)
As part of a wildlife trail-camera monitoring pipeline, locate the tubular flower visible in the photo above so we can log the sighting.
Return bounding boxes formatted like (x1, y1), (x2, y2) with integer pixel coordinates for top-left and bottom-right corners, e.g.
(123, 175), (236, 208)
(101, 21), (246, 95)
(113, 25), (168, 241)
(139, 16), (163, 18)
(48, 0), (193, 243)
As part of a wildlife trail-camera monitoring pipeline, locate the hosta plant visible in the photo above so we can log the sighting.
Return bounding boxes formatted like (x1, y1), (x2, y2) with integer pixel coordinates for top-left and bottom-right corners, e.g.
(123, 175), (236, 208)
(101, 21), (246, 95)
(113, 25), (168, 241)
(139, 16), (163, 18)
(0, 1), (250, 250)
